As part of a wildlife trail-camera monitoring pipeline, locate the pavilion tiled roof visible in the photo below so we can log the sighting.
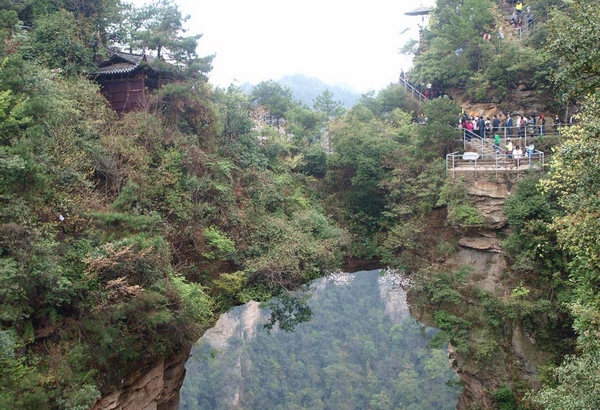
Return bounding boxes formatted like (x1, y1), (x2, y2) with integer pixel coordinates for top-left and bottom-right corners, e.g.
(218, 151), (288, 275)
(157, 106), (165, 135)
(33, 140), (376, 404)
(97, 62), (139, 75)
(96, 52), (156, 75)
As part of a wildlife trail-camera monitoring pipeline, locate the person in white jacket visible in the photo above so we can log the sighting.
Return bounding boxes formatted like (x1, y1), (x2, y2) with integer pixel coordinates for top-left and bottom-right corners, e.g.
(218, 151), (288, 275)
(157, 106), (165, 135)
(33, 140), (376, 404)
(513, 145), (523, 168)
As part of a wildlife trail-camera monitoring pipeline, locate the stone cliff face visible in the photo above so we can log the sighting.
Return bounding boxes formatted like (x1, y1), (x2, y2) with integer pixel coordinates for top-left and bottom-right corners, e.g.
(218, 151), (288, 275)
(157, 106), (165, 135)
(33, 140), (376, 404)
(378, 273), (412, 323)
(202, 301), (262, 350)
(445, 174), (549, 409)
(453, 178), (511, 297)
(191, 301), (262, 409)
(91, 348), (190, 410)
(453, 87), (551, 120)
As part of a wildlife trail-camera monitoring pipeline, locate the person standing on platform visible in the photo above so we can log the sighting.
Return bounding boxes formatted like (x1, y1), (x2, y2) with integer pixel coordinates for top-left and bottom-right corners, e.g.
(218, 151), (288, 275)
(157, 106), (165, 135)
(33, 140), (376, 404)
(492, 115), (501, 135)
(538, 114), (545, 135)
(478, 116), (486, 139)
(527, 142), (535, 165)
(513, 145), (523, 168)
(506, 114), (514, 138)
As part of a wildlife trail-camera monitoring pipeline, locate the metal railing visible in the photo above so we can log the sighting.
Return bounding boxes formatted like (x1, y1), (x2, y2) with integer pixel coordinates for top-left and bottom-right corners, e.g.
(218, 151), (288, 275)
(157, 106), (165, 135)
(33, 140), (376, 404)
(446, 151), (545, 178)
(460, 123), (568, 154)
(462, 130), (498, 154)
(517, 16), (536, 38)
(398, 77), (428, 105)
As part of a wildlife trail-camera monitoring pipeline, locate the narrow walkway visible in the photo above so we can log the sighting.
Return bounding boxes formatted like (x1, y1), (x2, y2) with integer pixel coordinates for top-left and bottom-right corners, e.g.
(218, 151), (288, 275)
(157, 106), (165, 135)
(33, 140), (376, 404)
(447, 129), (546, 177)
(447, 152), (543, 177)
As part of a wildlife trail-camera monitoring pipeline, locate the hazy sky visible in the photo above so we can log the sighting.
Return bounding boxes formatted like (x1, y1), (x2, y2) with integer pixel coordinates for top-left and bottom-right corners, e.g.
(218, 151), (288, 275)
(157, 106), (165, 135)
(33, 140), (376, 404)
(127, 0), (434, 93)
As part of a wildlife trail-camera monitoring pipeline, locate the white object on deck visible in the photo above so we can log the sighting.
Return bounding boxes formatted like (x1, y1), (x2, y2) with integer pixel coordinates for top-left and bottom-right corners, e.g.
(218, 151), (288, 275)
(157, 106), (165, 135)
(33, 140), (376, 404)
(463, 152), (480, 161)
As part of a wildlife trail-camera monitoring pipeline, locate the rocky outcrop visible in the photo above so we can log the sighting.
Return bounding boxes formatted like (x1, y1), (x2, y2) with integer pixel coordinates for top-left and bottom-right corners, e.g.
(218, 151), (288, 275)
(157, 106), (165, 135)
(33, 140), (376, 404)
(202, 301), (262, 350)
(465, 178), (512, 229)
(447, 177), (512, 296)
(448, 344), (497, 410)
(458, 233), (502, 253)
(186, 301), (263, 409)
(454, 235), (508, 296)
(378, 270), (412, 323)
(446, 175), (548, 409)
(454, 88), (551, 119)
(91, 349), (190, 410)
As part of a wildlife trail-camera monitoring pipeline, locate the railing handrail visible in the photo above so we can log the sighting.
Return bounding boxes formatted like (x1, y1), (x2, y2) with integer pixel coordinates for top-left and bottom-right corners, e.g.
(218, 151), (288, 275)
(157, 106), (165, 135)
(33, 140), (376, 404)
(459, 123), (570, 155)
(462, 129), (498, 154)
(460, 122), (572, 133)
(398, 77), (428, 104)
(446, 150), (545, 176)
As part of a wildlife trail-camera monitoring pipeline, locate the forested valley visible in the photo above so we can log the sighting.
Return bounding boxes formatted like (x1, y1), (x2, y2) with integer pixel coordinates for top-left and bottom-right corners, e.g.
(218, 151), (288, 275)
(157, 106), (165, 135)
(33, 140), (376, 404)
(180, 270), (460, 410)
(1, 0), (600, 409)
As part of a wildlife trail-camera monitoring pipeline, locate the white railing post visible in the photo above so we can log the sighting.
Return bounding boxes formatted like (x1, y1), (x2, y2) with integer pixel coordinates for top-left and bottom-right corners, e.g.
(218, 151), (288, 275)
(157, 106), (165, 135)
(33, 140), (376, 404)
(452, 154), (455, 178)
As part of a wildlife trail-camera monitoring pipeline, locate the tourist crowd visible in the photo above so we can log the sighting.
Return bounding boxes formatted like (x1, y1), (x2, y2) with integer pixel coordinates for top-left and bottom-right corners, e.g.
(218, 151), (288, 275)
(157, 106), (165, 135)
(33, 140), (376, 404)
(458, 112), (574, 140)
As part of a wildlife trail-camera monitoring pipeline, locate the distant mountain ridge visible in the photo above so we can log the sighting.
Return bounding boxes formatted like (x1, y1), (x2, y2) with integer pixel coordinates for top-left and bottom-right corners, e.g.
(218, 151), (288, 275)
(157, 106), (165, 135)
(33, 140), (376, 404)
(241, 74), (361, 108)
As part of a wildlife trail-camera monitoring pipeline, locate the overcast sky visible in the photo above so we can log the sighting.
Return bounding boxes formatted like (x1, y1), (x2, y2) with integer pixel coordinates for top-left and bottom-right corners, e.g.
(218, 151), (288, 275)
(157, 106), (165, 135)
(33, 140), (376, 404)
(127, 0), (434, 93)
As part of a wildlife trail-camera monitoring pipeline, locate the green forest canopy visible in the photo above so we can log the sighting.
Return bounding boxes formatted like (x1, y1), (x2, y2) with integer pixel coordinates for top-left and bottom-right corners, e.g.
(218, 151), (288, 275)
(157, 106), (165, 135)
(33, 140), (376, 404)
(180, 270), (460, 410)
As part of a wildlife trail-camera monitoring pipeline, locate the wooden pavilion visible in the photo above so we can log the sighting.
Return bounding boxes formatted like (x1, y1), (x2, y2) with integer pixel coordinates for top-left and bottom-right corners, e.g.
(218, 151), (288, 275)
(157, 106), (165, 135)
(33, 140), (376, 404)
(95, 52), (173, 115)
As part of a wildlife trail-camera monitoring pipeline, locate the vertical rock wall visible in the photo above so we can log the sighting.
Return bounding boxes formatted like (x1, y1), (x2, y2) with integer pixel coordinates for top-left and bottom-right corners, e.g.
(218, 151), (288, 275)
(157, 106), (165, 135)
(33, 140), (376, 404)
(445, 174), (549, 409)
